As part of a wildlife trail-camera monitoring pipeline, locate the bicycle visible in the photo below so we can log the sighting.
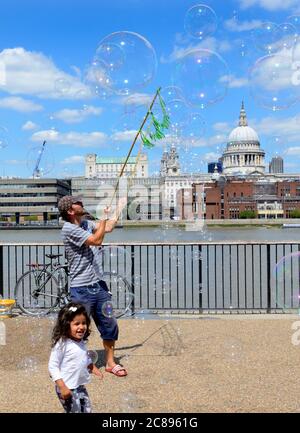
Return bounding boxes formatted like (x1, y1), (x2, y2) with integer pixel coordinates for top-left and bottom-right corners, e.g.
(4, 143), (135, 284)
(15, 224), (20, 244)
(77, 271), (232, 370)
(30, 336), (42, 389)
(14, 253), (70, 316)
(14, 254), (134, 318)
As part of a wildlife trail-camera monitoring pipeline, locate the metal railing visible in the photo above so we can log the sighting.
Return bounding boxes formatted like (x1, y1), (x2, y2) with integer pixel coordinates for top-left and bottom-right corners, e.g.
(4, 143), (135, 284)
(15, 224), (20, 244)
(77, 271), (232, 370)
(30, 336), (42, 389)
(0, 241), (300, 314)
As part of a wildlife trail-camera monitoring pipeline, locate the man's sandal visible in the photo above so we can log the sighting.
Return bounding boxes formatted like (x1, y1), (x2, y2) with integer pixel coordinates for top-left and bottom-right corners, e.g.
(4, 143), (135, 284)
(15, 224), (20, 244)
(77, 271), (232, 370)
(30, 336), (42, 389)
(105, 364), (127, 377)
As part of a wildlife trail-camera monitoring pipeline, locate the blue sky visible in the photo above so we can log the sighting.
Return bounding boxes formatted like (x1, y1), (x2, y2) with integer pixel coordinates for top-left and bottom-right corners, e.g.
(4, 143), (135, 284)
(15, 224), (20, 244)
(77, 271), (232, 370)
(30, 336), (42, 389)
(0, 0), (300, 178)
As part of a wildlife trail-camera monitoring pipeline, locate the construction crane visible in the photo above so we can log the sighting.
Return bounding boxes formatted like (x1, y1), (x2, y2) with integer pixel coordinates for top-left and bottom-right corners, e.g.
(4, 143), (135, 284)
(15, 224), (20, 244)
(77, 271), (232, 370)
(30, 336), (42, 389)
(32, 140), (46, 179)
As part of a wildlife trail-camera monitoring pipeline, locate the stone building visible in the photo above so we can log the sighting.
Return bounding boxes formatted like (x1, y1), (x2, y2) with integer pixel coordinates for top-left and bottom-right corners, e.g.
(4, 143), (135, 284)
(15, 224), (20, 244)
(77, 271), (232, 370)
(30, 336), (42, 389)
(85, 153), (148, 178)
(0, 178), (71, 224)
(221, 102), (265, 175)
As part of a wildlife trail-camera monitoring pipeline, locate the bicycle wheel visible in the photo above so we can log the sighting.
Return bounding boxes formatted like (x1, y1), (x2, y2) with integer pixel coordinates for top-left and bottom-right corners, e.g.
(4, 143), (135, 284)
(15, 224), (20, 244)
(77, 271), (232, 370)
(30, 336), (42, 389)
(14, 269), (60, 316)
(102, 271), (134, 318)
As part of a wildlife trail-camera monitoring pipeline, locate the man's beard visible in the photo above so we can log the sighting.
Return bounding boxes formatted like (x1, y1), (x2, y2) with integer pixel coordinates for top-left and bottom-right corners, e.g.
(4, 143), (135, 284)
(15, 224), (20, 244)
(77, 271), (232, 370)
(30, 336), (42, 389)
(76, 208), (86, 218)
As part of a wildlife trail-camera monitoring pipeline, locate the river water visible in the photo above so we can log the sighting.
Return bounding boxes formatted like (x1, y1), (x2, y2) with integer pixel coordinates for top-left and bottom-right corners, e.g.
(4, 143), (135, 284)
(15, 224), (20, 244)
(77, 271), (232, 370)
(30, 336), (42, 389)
(0, 225), (299, 243)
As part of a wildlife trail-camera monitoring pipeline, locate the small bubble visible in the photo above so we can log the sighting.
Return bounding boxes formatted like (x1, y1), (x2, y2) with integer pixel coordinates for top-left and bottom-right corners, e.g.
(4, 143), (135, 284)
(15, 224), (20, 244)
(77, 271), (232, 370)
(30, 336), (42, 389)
(101, 301), (114, 318)
(87, 349), (98, 364)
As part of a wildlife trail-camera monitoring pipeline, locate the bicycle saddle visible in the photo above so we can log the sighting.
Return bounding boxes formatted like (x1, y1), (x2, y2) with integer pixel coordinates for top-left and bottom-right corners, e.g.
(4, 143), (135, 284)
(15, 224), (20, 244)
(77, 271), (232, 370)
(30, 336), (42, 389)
(45, 254), (63, 259)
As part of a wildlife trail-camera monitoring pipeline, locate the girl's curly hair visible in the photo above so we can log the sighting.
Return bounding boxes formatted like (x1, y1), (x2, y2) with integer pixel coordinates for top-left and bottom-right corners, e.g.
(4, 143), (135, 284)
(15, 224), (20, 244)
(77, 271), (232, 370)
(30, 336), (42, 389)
(51, 302), (91, 347)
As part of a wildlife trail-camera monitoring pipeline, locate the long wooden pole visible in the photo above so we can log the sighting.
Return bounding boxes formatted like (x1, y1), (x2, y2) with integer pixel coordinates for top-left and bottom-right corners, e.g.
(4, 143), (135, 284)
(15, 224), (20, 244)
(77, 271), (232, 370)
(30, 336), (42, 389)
(108, 86), (161, 209)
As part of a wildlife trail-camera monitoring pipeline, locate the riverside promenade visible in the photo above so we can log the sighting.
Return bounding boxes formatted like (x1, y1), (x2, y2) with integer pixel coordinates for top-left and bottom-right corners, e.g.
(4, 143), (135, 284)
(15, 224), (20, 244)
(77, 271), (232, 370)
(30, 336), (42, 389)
(1, 313), (300, 413)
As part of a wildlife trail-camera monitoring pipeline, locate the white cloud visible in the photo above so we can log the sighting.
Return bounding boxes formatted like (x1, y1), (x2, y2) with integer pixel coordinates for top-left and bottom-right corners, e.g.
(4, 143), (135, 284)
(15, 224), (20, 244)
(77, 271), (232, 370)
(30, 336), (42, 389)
(202, 151), (221, 162)
(0, 47), (91, 99)
(53, 105), (102, 124)
(160, 37), (232, 63)
(31, 130), (108, 148)
(111, 130), (137, 142)
(249, 52), (300, 100)
(285, 146), (300, 156)
(121, 93), (153, 107)
(228, 76), (249, 88)
(213, 122), (232, 132)
(4, 159), (26, 165)
(61, 155), (85, 164)
(178, 133), (227, 149)
(252, 114), (300, 139)
(224, 18), (262, 32)
(22, 121), (38, 130)
(285, 161), (299, 168)
(249, 114), (300, 159)
(238, 0), (299, 10)
(0, 96), (43, 112)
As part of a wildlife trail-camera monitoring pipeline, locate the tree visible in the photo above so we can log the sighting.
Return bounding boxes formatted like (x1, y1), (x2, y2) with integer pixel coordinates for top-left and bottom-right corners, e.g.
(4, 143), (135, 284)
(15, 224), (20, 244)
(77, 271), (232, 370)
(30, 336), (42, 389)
(290, 209), (300, 218)
(239, 210), (257, 219)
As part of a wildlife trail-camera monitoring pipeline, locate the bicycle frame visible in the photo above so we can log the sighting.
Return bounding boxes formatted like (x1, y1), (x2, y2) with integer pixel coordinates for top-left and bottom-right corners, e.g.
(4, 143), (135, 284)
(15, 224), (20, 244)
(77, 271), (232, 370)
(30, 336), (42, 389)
(31, 265), (69, 300)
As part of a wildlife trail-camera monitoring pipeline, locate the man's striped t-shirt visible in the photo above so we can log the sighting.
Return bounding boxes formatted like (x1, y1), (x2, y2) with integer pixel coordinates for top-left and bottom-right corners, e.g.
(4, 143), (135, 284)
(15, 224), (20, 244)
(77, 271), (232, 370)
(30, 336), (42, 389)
(61, 221), (103, 287)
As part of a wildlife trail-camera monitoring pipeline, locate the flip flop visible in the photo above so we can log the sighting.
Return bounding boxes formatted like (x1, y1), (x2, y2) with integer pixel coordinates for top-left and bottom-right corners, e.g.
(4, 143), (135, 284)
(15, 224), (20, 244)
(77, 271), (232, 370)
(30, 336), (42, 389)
(105, 364), (127, 377)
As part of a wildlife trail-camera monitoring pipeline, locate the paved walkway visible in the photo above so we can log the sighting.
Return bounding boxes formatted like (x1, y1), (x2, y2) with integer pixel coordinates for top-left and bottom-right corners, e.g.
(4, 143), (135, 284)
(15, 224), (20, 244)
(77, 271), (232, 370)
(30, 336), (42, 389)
(1, 313), (300, 413)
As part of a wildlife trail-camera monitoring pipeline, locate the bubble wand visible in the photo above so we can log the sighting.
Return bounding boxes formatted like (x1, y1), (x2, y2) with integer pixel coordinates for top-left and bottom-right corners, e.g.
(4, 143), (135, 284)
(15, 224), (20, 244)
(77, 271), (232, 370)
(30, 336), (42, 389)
(108, 87), (170, 214)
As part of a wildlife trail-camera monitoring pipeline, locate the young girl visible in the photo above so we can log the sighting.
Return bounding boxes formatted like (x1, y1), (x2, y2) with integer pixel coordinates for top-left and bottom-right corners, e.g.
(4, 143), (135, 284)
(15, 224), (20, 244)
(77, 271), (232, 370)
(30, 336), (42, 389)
(48, 302), (103, 413)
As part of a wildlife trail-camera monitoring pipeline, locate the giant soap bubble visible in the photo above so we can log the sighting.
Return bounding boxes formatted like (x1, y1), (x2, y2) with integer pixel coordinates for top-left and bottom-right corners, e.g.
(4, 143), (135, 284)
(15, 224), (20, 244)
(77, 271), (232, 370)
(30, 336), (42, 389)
(184, 4), (217, 39)
(278, 23), (298, 52)
(182, 112), (206, 148)
(90, 31), (157, 96)
(111, 110), (143, 151)
(252, 22), (281, 54)
(287, 14), (300, 36)
(173, 49), (230, 109)
(165, 99), (189, 137)
(159, 86), (186, 104)
(26, 144), (55, 177)
(249, 53), (300, 110)
(272, 252), (300, 312)
(292, 37), (300, 86)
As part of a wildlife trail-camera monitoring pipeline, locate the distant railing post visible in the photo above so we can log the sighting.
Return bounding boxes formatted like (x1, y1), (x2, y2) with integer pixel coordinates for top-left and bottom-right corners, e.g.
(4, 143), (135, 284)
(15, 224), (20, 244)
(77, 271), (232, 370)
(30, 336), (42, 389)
(130, 245), (135, 315)
(199, 245), (203, 314)
(267, 244), (271, 314)
(0, 246), (3, 297)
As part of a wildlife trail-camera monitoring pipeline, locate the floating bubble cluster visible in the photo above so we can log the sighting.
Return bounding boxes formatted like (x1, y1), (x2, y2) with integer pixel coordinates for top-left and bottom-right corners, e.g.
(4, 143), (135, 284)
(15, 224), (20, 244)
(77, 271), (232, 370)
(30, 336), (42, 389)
(54, 77), (71, 96)
(17, 356), (38, 375)
(239, 40), (248, 58)
(245, 16), (300, 111)
(165, 99), (189, 137)
(88, 31), (157, 96)
(287, 14), (300, 35)
(266, 136), (289, 157)
(252, 22), (281, 54)
(292, 37), (300, 81)
(84, 60), (114, 100)
(173, 49), (231, 109)
(249, 54), (300, 111)
(159, 86), (186, 104)
(111, 110), (143, 151)
(278, 23), (298, 52)
(184, 4), (218, 39)
(181, 112), (206, 148)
